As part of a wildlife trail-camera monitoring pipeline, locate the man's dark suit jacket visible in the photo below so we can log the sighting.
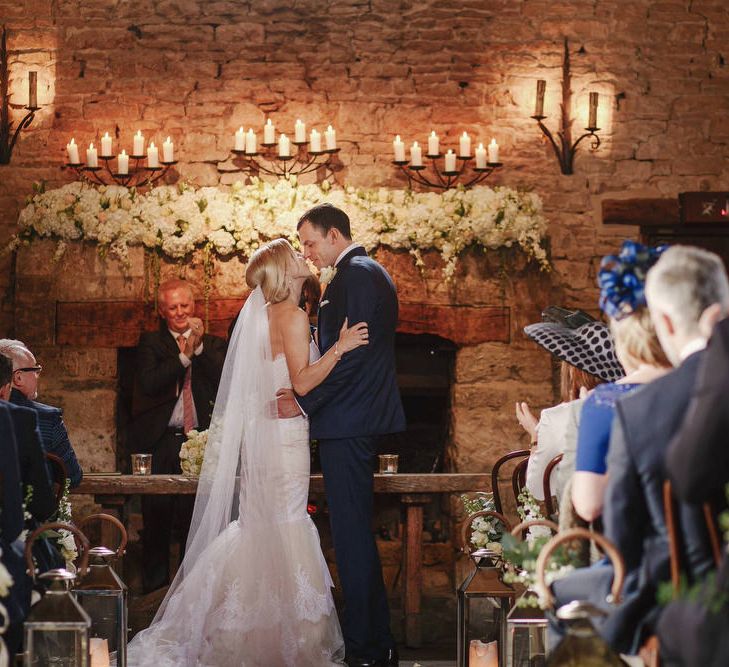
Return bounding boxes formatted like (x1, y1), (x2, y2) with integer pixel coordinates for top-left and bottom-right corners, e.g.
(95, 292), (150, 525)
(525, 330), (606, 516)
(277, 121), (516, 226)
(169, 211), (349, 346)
(128, 328), (227, 452)
(296, 246), (406, 439)
(603, 351), (717, 650)
(0, 404), (25, 541)
(10, 388), (83, 488)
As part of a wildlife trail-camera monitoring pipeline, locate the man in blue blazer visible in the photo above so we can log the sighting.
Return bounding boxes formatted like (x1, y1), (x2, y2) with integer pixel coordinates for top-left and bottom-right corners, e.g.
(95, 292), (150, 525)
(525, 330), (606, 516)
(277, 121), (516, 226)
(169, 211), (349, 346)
(291, 203), (406, 667)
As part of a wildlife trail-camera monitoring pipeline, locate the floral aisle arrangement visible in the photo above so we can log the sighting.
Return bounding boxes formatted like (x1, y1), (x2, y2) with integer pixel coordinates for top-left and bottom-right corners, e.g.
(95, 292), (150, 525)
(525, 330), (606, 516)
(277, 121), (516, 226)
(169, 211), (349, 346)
(12, 178), (549, 279)
(51, 481), (78, 568)
(179, 429), (209, 477)
(460, 492), (506, 553)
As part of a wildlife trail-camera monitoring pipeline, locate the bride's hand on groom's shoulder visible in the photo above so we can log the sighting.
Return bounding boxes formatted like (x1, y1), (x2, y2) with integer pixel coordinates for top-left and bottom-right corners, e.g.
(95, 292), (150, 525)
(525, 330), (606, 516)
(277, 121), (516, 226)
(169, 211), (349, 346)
(338, 318), (369, 354)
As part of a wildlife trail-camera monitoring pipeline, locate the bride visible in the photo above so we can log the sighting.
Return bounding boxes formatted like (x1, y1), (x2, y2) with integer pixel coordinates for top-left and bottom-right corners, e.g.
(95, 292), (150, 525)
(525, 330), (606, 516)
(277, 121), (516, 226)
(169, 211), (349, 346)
(126, 239), (368, 666)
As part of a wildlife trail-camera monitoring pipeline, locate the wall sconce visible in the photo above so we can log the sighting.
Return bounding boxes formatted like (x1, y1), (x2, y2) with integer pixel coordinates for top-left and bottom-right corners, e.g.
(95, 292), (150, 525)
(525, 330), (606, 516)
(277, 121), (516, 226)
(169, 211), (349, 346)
(531, 38), (600, 175)
(0, 25), (40, 165)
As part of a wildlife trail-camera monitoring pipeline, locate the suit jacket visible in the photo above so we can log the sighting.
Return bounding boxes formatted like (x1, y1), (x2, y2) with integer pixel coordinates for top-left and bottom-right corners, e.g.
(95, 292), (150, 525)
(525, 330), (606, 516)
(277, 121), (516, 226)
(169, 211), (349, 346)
(2, 401), (56, 522)
(0, 404), (25, 541)
(128, 327), (227, 452)
(10, 388), (83, 488)
(603, 351), (718, 650)
(297, 246), (406, 440)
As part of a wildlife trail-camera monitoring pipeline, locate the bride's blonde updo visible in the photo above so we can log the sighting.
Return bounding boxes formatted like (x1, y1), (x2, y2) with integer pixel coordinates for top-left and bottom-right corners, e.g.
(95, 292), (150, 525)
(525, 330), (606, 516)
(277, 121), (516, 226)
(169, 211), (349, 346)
(245, 238), (297, 304)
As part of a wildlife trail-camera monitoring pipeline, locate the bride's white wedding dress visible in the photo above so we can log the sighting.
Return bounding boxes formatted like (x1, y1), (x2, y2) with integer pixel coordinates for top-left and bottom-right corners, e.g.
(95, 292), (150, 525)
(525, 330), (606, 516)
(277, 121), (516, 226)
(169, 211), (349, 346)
(125, 288), (344, 666)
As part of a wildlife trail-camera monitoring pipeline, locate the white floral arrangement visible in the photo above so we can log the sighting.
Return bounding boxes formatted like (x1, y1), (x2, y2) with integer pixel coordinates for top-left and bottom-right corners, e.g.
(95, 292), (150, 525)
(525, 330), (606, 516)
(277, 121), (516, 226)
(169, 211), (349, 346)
(460, 492), (505, 554)
(11, 178), (549, 279)
(319, 266), (337, 285)
(180, 429), (209, 477)
(52, 480), (78, 569)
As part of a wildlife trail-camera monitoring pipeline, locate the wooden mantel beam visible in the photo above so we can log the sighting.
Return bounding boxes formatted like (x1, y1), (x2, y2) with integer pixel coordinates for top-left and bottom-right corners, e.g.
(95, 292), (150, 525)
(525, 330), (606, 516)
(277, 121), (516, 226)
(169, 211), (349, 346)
(56, 299), (509, 347)
(602, 198), (680, 227)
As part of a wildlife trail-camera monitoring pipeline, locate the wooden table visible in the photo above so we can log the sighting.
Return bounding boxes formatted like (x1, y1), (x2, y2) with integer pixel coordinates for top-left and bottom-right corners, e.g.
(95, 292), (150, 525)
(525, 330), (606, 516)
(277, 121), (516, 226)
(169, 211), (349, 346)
(74, 472), (490, 647)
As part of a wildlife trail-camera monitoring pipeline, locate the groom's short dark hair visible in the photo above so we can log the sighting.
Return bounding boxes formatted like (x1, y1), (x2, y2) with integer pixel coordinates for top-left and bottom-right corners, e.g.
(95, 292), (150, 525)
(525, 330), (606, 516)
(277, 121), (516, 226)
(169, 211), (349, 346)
(297, 203), (352, 240)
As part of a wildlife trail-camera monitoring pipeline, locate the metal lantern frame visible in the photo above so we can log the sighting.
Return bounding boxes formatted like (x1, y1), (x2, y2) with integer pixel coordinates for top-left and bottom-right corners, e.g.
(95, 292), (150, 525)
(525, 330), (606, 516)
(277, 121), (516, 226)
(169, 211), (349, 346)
(75, 513), (129, 667)
(457, 509), (516, 667)
(23, 522), (91, 667)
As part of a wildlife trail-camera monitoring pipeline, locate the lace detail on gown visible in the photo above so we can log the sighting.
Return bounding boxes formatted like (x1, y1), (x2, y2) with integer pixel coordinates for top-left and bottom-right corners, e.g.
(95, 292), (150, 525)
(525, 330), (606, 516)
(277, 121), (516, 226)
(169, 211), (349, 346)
(124, 344), (343, 666)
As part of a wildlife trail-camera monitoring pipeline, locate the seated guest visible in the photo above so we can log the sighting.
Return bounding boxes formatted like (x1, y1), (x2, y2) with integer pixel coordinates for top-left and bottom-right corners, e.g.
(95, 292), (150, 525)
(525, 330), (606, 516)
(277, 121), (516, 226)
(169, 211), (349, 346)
(656, 313), (729, 666)
(0, 339), (83, 488)
(572, 242), (671, 522)
(518, 315), (621, 502)
(550, 245), (729, 655)
(0, 354), (30, 655)
(127, 278), (227, 592)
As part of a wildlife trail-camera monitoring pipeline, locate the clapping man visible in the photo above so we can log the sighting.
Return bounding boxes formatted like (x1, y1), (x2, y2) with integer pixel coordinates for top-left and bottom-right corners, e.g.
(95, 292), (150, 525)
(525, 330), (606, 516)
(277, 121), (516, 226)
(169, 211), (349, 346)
(128, 279), (227, 592)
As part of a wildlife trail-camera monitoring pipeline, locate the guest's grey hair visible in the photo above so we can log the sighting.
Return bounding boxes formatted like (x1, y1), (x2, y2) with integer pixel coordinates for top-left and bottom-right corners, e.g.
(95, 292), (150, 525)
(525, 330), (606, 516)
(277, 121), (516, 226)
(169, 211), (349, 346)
(645, 245), (729, 335)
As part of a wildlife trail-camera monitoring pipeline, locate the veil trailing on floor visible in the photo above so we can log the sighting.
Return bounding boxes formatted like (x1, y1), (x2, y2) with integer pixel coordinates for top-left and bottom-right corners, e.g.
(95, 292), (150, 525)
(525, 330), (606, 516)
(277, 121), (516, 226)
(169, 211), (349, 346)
(126, 286), (343, 665)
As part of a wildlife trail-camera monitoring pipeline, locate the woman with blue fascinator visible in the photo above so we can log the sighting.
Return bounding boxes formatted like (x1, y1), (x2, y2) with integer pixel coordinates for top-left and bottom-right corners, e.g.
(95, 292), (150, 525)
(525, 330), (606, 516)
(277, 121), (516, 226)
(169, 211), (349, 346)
(571, 240), (672, 522)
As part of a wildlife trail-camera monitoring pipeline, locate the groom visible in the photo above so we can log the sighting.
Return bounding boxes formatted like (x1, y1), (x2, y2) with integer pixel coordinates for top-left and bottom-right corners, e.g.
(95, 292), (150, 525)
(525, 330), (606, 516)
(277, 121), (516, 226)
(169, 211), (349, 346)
(286, 203), (406, 667)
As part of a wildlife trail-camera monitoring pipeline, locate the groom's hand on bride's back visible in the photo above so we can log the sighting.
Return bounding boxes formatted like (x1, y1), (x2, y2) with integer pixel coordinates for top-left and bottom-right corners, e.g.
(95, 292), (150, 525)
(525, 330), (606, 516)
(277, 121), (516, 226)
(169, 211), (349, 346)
(276, 388), (303, 419)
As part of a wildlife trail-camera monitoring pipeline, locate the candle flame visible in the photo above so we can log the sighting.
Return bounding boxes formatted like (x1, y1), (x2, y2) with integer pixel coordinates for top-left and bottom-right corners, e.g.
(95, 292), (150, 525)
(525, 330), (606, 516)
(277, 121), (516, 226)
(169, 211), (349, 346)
(121, 149), (127, 155)
(266, 119), (272, 125)
(149, 141), (156, 148)
(430, 130), (437, 136)
(89, 143), (94, 149)
(136, 130), (142, 136)
(413, 141), (419, 147)
(166, 136), (171, 143)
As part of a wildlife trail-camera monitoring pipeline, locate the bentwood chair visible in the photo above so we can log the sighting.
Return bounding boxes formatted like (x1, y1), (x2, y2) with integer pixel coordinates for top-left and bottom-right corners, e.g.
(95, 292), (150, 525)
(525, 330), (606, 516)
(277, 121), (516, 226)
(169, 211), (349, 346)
(45, 452), (68, 505)
(491, 449), (530, 516)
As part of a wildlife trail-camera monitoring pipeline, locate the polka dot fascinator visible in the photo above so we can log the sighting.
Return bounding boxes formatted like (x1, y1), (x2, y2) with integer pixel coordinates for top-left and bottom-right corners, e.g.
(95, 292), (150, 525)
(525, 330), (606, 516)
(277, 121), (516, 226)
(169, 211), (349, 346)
(523, 320), (625, 382)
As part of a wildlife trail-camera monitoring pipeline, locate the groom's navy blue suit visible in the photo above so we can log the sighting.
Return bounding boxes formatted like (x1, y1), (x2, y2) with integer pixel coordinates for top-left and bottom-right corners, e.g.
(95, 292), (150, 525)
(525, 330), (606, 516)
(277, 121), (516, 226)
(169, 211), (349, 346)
(297, 245), (406, 663)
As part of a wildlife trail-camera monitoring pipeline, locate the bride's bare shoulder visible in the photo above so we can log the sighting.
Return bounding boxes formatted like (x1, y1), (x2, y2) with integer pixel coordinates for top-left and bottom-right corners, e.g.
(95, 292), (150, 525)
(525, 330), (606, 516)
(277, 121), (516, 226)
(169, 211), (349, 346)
(268, 302), (308, 329)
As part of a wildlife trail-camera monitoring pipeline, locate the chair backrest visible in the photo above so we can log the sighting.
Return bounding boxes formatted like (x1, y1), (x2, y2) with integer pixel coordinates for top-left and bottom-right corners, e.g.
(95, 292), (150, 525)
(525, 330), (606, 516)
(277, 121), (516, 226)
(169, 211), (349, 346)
(490, 449), (530, 514)
(45, 452), (68, 505)
(511, 458), (529, 507)
(542, 453), (564, 519)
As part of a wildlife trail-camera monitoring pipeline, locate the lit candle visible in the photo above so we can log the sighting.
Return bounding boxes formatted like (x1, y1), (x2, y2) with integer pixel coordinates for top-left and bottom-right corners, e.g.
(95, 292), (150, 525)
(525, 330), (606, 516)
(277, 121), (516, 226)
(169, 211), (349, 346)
(28, 71), (38, 109)
(147, 141), (159, 168)
(66, 138), (80, 164)
(534, 79), (546, 117)
(245, 128), (257, 154)
(393, 135), (405, 162)
(234, 126), (245, 151)
(459, 131), (471, 158)
(475, 143), (487, 169)
(444, 149), (456, 172)
(588, 92), (599, 129)
(100, 132), (112, 157)
(309, 128), (322, 152)
(132, 130), (145, 156)
(469, 640), (497, 667)
(488, 138), (499, 163)
(117, 149), (129, 175)
(325, 125), (336, 150)
(278, 133), (291, 157)
(162, 136), (174, 162)
(427, 130), (439, 156)
(410, 141), (422, 167)
(90, 637), (110, 667)
(294, 119), (306, 143)
(86, 143), (98, 168)
(263, 119), (275, 144)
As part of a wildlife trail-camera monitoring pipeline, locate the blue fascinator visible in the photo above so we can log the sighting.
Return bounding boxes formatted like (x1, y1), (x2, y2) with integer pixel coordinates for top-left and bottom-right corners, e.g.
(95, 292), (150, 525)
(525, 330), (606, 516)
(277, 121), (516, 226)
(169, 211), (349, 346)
(598, 240), (667, 320)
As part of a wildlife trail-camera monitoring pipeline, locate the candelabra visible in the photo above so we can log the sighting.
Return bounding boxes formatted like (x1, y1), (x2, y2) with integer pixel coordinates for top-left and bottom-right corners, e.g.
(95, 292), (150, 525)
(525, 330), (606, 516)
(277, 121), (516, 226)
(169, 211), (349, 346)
(531, 38), (601, 175)
(230, 121), (340, 181)
(0, 25), (40, 165)
(65, 155), (177, 189)
(392, 132), (502, 190)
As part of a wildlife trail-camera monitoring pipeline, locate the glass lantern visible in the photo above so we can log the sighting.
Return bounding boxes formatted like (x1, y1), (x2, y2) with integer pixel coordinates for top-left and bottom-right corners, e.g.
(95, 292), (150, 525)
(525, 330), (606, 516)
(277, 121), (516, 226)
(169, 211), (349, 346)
(75, 514), (129, 667)
(506, 591), (548, 667)
(457, 510), (516, 667)
(24, 569), (91, 667)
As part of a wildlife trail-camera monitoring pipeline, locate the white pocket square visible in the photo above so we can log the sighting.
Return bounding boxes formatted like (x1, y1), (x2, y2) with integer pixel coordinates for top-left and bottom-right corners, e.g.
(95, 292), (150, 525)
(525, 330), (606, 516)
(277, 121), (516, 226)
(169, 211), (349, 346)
(319, 300), (330, 307)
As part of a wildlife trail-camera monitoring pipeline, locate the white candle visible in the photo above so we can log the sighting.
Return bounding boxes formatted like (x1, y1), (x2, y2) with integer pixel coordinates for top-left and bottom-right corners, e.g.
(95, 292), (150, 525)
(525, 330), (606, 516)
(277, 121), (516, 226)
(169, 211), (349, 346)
(325, 125), (336, 150)
(117, 149), (129, 175)
(294, 119), (306, 143)
(410, 141), (422, 167)
(147, 142), (159, 168)
(162, 136), (174, 162)
(427, 130), (439, 156)
(234, 126), (245, 151)
(469, 639), (497, 667)
(278, 133), (291, 157)
(263, 119), (275, 144)
(475, 143), (487, 169)
(488, 138), (499, 163)
(100, 132), (112, 157)
(309, 128), (322, 152)
(444, 149), (456, 172)
(245, 128), (257, 154)
(459, 131), (471, 157)
(393, 135), (406, 162)
(86, 143), (98, 168)
(66, 138), (80, 164)
(133, 130), (144, 156)
(90, 637), (110, 667)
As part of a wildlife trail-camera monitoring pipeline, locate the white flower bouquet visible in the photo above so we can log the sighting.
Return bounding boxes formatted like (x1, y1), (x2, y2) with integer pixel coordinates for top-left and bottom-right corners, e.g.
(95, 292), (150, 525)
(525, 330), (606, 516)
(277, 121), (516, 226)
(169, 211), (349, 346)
(460, 492), (505, 554)
(179, 429), (209, 477)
